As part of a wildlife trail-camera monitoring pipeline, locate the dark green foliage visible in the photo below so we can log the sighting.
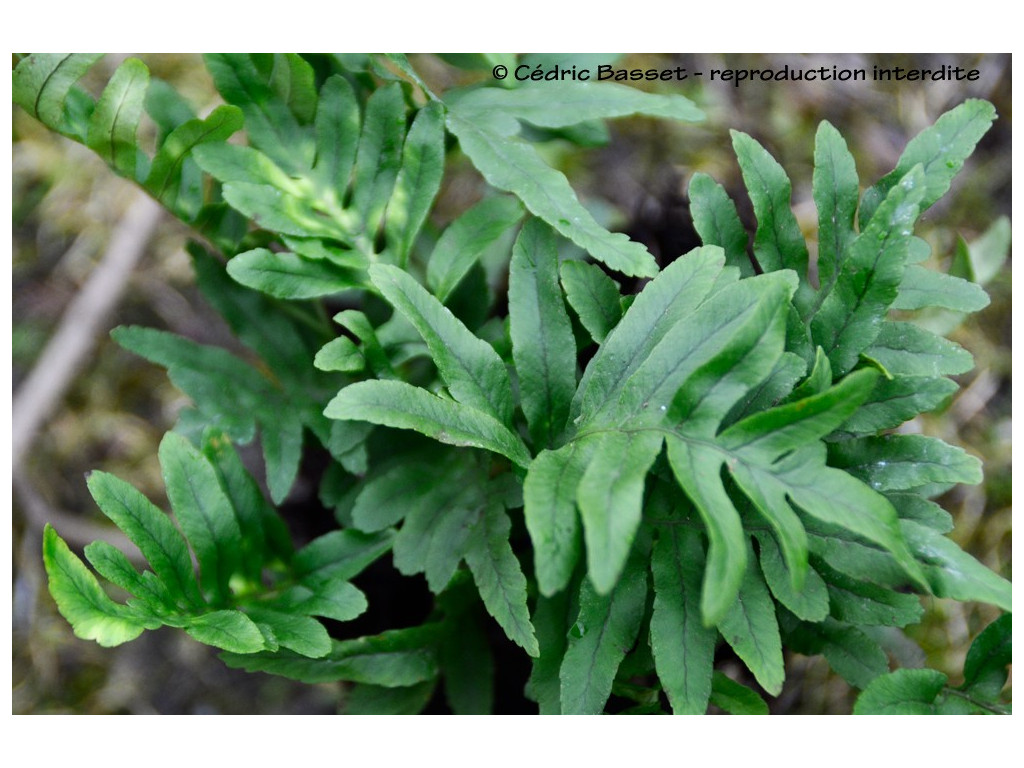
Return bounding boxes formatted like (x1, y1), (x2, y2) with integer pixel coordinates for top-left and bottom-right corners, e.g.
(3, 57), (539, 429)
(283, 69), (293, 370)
(19, 53), (1009, 714)
(854, 614), (1011, 714)
(44, 432), (373, 658)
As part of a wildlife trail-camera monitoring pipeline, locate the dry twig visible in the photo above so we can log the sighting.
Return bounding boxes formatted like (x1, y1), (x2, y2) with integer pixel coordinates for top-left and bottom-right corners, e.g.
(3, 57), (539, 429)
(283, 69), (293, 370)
(12, 192), (164, 472)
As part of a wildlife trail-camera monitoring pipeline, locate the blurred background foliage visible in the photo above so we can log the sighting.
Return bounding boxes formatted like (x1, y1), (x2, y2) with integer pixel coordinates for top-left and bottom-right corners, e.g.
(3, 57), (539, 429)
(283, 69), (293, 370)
(12, 52), (1010, 714)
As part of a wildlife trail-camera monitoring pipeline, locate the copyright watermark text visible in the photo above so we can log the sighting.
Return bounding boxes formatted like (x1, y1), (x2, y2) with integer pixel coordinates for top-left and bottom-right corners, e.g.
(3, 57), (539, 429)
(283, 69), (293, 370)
(491, 61), (983, 87)
(492, 64), (690, 82)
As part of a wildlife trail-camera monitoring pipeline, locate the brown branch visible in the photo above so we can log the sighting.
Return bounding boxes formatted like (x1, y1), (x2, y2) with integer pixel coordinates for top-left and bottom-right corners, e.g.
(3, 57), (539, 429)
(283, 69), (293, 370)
(12, 192), (164, 472)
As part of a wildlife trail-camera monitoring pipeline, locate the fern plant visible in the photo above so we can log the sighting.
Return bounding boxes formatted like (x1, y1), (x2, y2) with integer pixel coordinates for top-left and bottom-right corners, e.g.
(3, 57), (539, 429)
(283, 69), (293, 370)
(17, 53), (1010, 715)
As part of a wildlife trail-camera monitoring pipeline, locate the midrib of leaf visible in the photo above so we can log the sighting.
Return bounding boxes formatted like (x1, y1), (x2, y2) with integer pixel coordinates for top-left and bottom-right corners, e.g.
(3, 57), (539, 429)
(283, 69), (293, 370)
(570, 590), (620, 711)
(850, 456), (976, 483)
(940, 687), (1010, 716)
(32, 53), (75, 121)
(727, 361), (789, 423)
(51, 545), (133, 617)
(373, 266), (510, 423)
(866, 384), (946, 409)
(833, 437), (979, 482)
(99, 482), (198, 605)
(660, 526), (708, 704)
(181, 464), (231, 598)
(472, 521), (534, 647)
(390, 157), (431, 256)
(745, 159), (794, 275)
(826, 580), (910, 625)
(812, 150), (847, 313)
(448, 113), (656, 278)
(408, 462), (478, 521)
(809, 523), (890, 555)
(154, 116), (231, 204)
(106, 69), (142, 167)
(727, 589), (774, 672)
(492, 587), (534, 652)
(707, 205), (744, 264)
(560, 548), (647, 713)
(575, 265), (717, 419)
(589, 445), (628, 547)
(576, 274), (618, 332)
(193, 612), (258, 644)
(549, 444), (583, 511)
(87, 543), (175, 611)
(579, 622), (609, 709)
(819, 219), (906, 360)
(670, 305), (781, 426)
(108, 100), (125, 167)
(235, 257), (349, 280)
(183, 469), (218, 541)
(451, 347), (504, 424)
(572, 425), (712, 457)
(920, 119), (987, 179)
(225, 60), (295, 155)
(422, 489), (476, 558)
(612, 296), (770, 428)
(383, 54), (440, 101)
(822, 626), (885, 684)
(528, 264), (560, 445)
(525, 439), (594, 596)
(459, 118), (561, 209)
